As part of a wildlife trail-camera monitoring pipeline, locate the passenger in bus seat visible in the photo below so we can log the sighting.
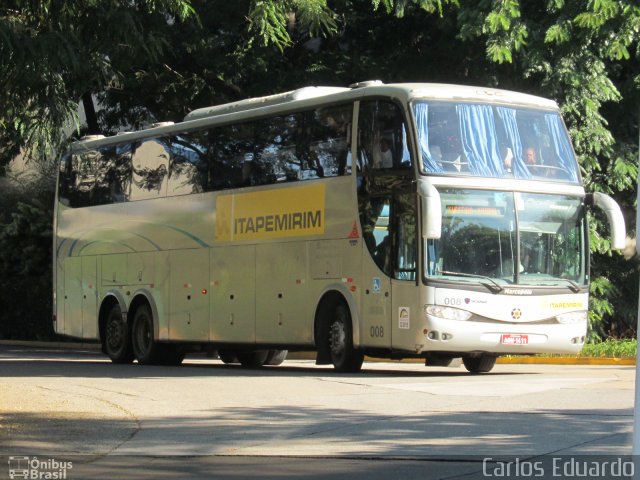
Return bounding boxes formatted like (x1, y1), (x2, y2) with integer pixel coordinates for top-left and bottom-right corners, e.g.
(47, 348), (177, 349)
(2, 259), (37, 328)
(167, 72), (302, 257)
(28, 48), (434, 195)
(524, 147), (538, 165)
(372, 136), (393, 169)
(502, 146), (514, 174)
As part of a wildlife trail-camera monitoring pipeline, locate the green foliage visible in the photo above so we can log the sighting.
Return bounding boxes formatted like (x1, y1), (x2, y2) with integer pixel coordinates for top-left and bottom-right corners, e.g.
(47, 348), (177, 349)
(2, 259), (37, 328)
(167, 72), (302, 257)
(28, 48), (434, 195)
(0, 177), (55, 340)
(581, 338), (637, 358)
(0, 0), (197, 165)
(0, 0), (638, 340)
(588, 276), (617, 341)
(247, 0), (337, 50)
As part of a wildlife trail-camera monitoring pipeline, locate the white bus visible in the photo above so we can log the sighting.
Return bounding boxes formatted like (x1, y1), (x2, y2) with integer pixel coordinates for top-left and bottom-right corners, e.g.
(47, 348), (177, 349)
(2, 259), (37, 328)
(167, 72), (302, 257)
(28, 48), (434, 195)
(54, 81), (626, 373)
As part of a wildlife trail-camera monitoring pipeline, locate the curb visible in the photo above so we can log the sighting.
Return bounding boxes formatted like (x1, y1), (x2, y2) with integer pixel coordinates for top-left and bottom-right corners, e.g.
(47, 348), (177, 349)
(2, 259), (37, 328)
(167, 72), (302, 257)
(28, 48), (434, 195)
(0, 339), (101, 352)
(496, 356), (635, 366)
(0, 340), (634, 365)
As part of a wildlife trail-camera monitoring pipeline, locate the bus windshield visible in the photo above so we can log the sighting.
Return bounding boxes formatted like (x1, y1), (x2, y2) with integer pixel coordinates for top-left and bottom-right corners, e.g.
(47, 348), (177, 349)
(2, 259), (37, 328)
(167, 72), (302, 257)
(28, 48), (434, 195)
(425, 190), (587, 287)
(413, 101), (580, 183)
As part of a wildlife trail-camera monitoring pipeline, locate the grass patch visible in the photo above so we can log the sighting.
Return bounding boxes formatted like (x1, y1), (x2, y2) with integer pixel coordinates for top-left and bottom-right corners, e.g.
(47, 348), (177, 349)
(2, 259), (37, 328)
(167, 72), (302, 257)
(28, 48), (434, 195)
(511, 338), (638, 359)
(580, 339), (637, 358)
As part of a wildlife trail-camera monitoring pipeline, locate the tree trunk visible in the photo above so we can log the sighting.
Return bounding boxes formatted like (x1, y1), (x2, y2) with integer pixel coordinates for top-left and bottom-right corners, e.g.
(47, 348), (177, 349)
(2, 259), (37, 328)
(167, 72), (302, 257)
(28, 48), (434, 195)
(81, 92), (99, 134)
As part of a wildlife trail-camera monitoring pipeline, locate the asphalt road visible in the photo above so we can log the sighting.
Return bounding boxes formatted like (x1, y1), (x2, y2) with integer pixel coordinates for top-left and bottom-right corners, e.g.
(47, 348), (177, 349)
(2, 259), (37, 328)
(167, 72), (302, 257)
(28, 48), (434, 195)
(0, 345), (634, 479)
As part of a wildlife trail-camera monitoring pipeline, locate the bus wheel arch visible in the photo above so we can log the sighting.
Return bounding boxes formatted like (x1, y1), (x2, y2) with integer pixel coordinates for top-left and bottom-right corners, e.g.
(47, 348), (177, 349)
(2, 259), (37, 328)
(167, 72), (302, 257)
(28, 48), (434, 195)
(314, 290), (364, 373)
(99, 295), (133, 364)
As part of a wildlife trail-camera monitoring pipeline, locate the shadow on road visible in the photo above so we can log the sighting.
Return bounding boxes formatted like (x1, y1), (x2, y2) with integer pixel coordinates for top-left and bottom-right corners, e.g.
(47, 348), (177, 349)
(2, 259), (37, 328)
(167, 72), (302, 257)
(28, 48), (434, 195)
(0, 345), (527, 379)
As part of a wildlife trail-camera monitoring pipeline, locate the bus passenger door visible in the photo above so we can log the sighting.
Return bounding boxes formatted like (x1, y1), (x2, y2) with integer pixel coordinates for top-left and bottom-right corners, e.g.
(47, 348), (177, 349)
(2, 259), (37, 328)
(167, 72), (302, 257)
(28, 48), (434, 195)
(63, 256), (82, 337)
(360, 196), (392, 348)
(356, 98), (415, 349)
(390, 194), (419, 350)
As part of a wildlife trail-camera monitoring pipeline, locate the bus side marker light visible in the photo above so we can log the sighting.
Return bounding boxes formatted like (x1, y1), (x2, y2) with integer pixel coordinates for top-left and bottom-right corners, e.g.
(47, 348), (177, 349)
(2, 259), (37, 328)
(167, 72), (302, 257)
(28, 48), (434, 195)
(349, 286), (357, 292)
(342, 278), (353, 283)
(348, 222), (360, 239)
(201, 289), (208, 295)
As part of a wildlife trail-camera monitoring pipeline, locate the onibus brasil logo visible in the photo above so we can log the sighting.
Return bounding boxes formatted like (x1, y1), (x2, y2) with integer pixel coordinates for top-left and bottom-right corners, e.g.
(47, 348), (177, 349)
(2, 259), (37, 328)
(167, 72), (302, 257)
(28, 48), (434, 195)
(8, 456), (73, 479)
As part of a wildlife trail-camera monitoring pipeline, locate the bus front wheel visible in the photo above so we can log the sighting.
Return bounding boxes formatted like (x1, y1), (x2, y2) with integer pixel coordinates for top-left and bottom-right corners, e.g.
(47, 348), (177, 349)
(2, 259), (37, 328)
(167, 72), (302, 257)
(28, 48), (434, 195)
(104, 303), (134, 364)
(462, 355), (497, 374)
(329, 303), (364, 373)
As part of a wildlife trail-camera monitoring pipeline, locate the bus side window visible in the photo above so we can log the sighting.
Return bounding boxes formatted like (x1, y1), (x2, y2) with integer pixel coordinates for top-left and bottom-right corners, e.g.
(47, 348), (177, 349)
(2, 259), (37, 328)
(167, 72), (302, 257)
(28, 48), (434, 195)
(360, 196), (393, 276)
(129, 138), (169, 201)
(98, 146), (131, 204)
(254, 113), (300, 183)
(358, 100), (411, 173)
(67, 150), (102, 208)
(394, 194), (417, 281)
(168, 134), (206, 196)
(58, 153), (72, 206)
(211, 123), (255, 189)
(310, 104), (353, 176)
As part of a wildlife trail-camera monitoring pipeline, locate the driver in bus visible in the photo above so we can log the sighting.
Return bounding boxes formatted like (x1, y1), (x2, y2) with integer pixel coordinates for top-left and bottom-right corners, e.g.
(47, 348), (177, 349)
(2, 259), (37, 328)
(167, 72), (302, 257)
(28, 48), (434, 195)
(524, 147), (538, 165)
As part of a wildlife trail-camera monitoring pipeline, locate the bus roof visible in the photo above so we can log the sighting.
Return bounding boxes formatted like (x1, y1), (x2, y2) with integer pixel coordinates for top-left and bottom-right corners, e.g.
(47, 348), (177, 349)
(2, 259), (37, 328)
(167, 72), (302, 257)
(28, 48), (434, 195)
(184, 82), (558, 122)
(71, 82), (559, 150)
(184, 86), (350, 121)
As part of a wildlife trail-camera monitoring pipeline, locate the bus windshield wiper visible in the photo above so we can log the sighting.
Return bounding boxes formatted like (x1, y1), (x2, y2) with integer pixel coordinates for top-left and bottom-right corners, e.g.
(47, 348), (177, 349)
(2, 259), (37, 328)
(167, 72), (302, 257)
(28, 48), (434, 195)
(437, 270), (504, 294)
(554, 278), (582, 293)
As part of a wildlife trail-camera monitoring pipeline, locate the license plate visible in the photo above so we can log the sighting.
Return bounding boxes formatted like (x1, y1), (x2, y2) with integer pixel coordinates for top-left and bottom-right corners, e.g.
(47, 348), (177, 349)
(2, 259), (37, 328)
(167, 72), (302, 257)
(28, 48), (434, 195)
(501, 334), (529, 345)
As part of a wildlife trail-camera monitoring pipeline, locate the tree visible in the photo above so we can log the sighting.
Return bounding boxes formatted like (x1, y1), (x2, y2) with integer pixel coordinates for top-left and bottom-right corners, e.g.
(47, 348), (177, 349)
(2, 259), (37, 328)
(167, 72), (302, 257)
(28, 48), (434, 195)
(0, 0), (197, 169)
(0, 0), (637, 339)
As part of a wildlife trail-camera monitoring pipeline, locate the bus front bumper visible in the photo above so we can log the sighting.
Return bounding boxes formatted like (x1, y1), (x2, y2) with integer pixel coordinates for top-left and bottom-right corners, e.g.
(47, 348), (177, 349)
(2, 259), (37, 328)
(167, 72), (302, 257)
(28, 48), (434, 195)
(423, 315), (587, 355)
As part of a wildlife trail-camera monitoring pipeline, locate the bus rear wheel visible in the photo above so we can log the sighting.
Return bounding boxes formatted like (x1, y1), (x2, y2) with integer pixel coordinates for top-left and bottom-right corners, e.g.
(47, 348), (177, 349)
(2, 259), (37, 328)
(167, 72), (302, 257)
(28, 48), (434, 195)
(463, 355), (497, 374)
(237, 350), (269, 368)
(161, 345), (185, 366)
(218, 349), (239, 364)
(264, 350), (288, 366)
(131, 304), (164, 365)
(104, 303), (134, 364)
(329, 303), (363, 373)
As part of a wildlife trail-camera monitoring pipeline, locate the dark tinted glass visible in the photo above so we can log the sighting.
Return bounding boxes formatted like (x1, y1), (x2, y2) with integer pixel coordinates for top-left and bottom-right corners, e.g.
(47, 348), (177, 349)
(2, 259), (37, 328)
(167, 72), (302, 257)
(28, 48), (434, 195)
(59, 103), (354, 207)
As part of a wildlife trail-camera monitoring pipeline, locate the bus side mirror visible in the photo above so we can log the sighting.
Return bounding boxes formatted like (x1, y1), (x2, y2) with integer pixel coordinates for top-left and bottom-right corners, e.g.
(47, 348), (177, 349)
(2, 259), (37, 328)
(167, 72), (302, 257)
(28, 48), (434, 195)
(418, 179), (442, 239)
(585, 192), (626, 250)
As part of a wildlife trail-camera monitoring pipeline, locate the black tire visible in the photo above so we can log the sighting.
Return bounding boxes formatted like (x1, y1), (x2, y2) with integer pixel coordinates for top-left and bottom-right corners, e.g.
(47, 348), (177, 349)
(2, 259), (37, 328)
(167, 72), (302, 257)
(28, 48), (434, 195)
(161, 345), (185, 366)
(329, 303), (364, 373)
(218, 349), (239, 364)
(425, 354), (454, 367)
(237, 350), (269, 368)
(103, 303), (134, 364)
(264, 350), (288, 366)
(463, 355), (497, 373)
(131, 304), (163, 365)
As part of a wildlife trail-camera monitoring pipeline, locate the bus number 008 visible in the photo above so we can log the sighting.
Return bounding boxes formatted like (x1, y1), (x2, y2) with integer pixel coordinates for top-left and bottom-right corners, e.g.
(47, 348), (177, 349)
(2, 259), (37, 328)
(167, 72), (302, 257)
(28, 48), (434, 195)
(444, 297), (461, 306)
(370, 326), (384, 338)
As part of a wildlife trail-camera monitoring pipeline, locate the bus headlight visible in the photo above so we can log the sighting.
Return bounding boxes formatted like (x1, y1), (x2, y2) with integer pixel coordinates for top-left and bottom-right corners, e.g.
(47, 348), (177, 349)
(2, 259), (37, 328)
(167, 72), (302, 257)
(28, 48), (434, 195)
(426, 305), (472, 321)
(556, 311), (588, 324)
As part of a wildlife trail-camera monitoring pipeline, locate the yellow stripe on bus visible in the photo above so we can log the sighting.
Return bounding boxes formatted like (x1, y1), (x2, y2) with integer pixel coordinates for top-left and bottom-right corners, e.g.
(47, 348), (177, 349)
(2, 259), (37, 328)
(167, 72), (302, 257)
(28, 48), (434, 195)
(216, 184), (326, 241)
